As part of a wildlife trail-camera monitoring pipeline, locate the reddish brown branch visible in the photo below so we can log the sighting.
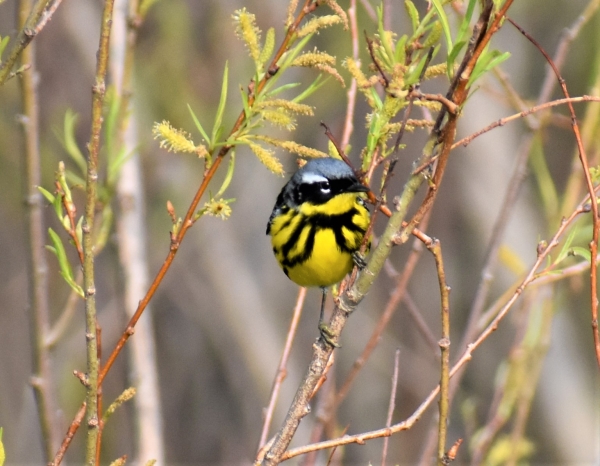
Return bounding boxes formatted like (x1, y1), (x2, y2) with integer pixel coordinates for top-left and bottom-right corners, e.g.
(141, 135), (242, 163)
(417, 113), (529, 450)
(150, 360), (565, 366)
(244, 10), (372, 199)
(508, 16), (600, 369)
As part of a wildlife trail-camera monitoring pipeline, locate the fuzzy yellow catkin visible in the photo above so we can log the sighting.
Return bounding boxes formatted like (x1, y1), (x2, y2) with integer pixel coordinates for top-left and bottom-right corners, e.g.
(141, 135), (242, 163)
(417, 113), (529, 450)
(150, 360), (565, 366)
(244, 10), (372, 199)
(104, 387), (136, 422)
(314, 63), (345, 86)
(297, 15), (343, 37)
(285, 0), (299, 28)
(344, 58), (371, 89)
(259, 109), (296, 130)
(322, 0), (348, 29)
(423, 63), (448, 80)
(255, 135), (328, 159)
(257, 99), (314, 116)
(233, 8), (261, 62)
(249, 142), (284, 175)
(291, 50), (336, 68)
(108, 457), (127, 466)
(152, 121), (199, 154)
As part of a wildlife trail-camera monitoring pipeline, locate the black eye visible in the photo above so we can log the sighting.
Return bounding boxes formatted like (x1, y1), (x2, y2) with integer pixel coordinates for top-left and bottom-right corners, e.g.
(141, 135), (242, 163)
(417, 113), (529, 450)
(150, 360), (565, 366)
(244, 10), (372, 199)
(319, 180), (330, 194)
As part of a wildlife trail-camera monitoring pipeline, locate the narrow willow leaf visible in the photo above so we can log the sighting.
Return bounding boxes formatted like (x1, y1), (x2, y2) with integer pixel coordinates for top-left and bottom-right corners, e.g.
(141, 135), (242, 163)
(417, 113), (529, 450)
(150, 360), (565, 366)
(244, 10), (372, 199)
(108, 147), (134, 185)
(569, 246), (591, 262)
(394, 34), (407, 63)
(64, 170), (86, 190)
(63, 110), (87, 176)
(0, 36), (9, 59)
(187, 104), (210, 143)
(103, 86), (121, 164)
(292, 75), (328, 104)
(430, 0), (453, 52)
(554, 228), (578, 266)
(447, 40), (467, 77)
(238, 85), (251, 120)
(47, 228), (84, 297)
(276, 33), (312, 70)
(266, 82), (301, 98)
(214, 152), (236, 198)
(37, 186), (55, 204)
(405, 45), (439, 86)
(0, 426), (4, 466)
(211, 62), (229, 149)
(468, 50), (511, 86)
(455, 0), (477, 45)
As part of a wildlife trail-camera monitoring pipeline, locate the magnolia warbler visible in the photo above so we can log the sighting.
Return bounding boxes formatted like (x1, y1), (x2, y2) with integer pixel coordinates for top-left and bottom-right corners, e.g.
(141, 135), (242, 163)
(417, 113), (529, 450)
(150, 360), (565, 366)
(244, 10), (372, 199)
(266, 158), (370, 345)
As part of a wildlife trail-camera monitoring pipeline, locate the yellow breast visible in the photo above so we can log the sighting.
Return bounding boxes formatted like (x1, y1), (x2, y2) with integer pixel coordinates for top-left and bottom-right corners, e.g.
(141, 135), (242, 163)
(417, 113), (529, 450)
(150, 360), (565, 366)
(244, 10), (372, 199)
(269, 192), (369, 288)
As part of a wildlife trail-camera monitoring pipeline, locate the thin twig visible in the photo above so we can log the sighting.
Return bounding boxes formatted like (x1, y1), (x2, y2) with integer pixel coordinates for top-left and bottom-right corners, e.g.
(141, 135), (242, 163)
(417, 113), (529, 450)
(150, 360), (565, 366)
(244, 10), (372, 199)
(257, 287), (307, 451)
(19, 0), (60, 455)
(47, 402), (86, 466)
(454, 136), (533, 384)
(282, 191), (592, 461)
(340, 0), (359, 152)
(424, 237), (451, 465)
(451, 96), (600, 151)
(535, 0), (600, 106)
(0, 0), (57, 84)
(53, 1), (330, 464)
(83, 0), (117, 463)
(508, 16), (600, 369)
(334, 210), (432, 410)
(381, 349), (400, 466)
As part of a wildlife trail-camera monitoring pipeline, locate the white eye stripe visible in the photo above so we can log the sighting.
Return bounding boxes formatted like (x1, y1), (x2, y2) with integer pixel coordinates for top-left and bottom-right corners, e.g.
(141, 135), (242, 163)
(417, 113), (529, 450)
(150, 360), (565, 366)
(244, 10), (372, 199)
(301, 172), (329, 184)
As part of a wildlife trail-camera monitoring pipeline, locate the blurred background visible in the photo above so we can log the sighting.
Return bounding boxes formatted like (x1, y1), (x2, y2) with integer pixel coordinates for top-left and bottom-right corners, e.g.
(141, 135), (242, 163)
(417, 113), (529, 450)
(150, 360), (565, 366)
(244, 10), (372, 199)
(0, 0), (599, 464)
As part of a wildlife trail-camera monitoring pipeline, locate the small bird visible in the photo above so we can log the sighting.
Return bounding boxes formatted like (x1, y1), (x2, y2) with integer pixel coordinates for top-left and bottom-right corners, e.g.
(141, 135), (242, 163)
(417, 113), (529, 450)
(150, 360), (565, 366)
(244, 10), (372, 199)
(266, 158), (370, 345)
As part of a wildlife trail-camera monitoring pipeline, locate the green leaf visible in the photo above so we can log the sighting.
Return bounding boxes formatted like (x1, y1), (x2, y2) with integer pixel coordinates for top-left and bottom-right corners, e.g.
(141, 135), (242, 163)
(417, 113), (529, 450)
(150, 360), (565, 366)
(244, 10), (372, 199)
(554, 227), (577, 266)
(266, 81), (301, 98)
(405, 45), (439, 86)
(0, 35), (9, 59)
(103, 86), (120, 165)
(0, 427), (4, 466)
(468, 49), (511, 86)
(529, 134), (558, 222)
(46, 228), (84, 298)
(62, 110), (87, 176)
(292, 75), (327, 103)
(64, 170), (86, 190)
(394, 34), (408, 64)
(214, 152), (236, 198)
(187, 104), (210, 143)
(569, 246), (591, 262)
(455, 0), (477, 46)
(210, 62), (229, 150)
(37, 186), (55, 204)
(447, 40), (467, 77)
(430, 0), (453, 52)
(37, 185), (61, 215)
(108, 147), (134, 185)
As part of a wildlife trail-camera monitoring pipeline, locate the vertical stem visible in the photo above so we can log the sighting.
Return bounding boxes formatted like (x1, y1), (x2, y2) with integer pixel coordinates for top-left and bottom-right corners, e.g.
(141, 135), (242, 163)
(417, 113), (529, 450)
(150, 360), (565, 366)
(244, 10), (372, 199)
(18, 0), (59, 460)
(84, 0), (116, 464)
(427, 239), (450, 464)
